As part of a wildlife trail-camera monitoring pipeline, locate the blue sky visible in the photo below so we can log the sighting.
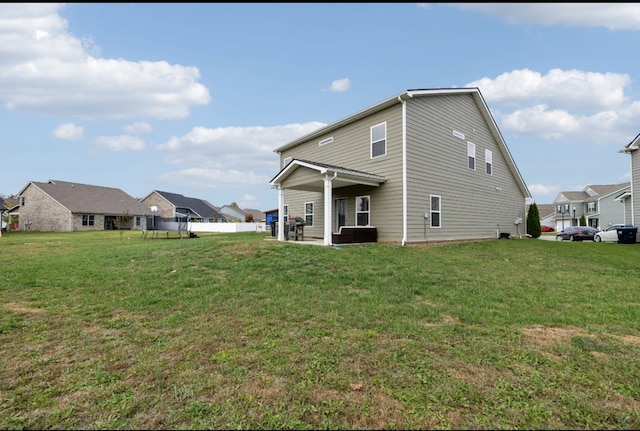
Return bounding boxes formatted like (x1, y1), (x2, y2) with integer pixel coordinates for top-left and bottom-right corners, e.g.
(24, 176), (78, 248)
(2, 3), (640, 211)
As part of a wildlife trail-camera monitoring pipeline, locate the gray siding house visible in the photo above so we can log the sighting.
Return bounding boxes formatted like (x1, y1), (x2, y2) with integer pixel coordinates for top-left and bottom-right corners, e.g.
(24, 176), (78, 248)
(16, 179), (151, 232)
(270, 88), (531, 246)
(552, 182), (630, 231)
(141, 190), (225, 222)
(619, 133), (640, 225)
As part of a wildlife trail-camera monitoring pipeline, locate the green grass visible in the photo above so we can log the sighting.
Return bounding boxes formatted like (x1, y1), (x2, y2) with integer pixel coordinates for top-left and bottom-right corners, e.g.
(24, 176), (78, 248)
(0, 230), (639, 430)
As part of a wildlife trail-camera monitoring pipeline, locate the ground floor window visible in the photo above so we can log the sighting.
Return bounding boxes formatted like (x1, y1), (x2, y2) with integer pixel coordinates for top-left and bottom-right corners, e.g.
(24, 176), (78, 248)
(356, 195), (370, 226)
(82, 214), (95, 226)
(430, 195), (441, 228)
(304, 201), (314, 226)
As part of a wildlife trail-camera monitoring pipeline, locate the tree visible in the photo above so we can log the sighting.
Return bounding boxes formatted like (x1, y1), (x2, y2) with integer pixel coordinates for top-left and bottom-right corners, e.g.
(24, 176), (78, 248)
(526, 202), (541, 238)
(580, 214), (587, 226)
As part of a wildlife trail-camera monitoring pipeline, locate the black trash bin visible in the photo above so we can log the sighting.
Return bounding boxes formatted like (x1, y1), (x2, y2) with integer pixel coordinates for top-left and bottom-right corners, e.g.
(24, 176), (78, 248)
(616, 226), (638, 244)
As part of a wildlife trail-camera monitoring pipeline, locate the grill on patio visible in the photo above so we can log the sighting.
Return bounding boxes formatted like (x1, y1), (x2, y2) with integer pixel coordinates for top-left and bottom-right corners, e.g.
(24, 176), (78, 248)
(286, 216), (306, 241)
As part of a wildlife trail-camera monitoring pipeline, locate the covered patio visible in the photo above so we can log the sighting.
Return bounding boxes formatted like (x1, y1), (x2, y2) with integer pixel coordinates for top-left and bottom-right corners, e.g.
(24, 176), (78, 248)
(269, 159), (386, 246)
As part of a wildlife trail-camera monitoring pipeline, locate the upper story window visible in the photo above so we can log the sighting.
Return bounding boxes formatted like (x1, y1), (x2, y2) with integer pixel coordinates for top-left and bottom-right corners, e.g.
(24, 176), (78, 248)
(283, 156), (292, 167)
(467, 142), (476, 170)
(485, 149), (492, 175)
(356, 195), (370, 226)
(21, 197), (25, 206)
(319, 137), (333, 146)
(430, 195), (441, 228)
(587, 202), (597, 212)
(371, 123), (387, 158)
(304, 202), (314, 226)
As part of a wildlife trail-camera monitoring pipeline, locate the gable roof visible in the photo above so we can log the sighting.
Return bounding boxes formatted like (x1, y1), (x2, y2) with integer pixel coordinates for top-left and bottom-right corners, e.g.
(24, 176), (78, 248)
(535, 204), (556, 219)
(273, 87), (530, 199)
(149, 190), (224, 219)
(619, 132), (640, 153)
(270, 159), (387, 191)
(555, 183), (630, 203)
(20, 180), (150, 215)
(585, 183), (630, 199)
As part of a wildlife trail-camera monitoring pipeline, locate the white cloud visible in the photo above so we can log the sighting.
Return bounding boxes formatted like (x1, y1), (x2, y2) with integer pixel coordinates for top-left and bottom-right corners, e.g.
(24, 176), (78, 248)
(156, 122), (325, 190)
(326, 78), (350, 93)
(123, 122), (153, 134)
(0, 4), (210, 120)
(95, 135), (145, 152)
(53, 122), (83, 140)
(443, 4), (640, 31)
(467, 68), (638, 145)
(467, 69), (630, 111)
(528, 184), (561, 202)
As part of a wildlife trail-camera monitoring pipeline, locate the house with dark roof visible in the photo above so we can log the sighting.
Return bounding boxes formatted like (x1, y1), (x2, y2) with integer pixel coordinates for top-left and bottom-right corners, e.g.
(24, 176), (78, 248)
(140, 190), (225, 223)
(16, 179), (151, 232)
(270, 87), (531, 245)
(551, 182), (630, 231)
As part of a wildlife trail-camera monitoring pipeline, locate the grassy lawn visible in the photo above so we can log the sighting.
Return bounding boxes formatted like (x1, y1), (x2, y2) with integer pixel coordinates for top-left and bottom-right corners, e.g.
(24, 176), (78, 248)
(0, 230), (638, 430)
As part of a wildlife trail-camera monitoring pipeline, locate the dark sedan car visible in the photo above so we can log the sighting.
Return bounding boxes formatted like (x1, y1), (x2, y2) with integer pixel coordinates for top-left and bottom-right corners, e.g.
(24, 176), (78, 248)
(555, 226), (599, 242)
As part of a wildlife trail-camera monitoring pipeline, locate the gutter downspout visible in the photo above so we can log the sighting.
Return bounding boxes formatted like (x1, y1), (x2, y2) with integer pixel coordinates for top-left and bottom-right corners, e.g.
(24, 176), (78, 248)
(399, 94), (409, 246)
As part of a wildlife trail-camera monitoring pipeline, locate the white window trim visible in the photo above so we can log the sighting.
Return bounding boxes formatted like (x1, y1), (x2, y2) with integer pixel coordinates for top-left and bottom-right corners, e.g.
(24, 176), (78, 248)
(485, 149), (492, 175)
(370, 122), (387, 159)
(467, 142), (476, 170)
(304, 201), (314, 227)
(430, 195), (441, 228)
(283, 204), (289, 218)
(356, 195), (371, 226)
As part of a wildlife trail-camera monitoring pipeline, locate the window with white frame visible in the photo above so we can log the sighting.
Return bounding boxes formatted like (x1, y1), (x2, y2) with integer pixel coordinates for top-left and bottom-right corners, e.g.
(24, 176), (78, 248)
(304, 202), (314, 226)
(467, 142), (476, 170)
(371, 123), (386, 158)
(283, 204), (289, 218)
(485, 149), (492, 175)
(82, 214), (94, 226)
(356, 195), (370, 226)
(587, 202), (597, 212)
(430, 195), (441, 228)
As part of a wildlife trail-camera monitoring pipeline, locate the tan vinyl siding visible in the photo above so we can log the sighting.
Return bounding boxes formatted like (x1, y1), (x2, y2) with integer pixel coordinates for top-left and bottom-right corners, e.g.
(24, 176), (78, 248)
(280, 104), (404, 242)
(405, 94), (526, 241)
(632, 151), (640, 226)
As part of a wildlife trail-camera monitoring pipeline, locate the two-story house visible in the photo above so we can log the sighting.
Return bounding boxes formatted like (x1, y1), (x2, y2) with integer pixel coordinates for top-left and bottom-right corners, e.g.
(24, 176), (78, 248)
(552, 182), (630, 231)
(619, 133), (640, 225)
(269, 88), (531, 246)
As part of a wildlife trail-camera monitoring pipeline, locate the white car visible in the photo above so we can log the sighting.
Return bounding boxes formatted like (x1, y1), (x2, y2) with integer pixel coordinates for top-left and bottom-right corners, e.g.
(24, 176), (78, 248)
(594, 224), (626, 242)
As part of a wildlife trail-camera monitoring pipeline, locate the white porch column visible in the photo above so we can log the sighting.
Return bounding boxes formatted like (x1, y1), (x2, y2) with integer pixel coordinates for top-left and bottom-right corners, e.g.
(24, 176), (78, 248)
(277, 185), (285, 242)
(323, 173), (334, 246)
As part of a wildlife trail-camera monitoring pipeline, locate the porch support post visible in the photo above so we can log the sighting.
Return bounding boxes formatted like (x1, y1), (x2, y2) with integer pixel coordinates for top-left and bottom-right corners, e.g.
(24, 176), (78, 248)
(323, 173), (335, 246)
(277, 185), (285, 242)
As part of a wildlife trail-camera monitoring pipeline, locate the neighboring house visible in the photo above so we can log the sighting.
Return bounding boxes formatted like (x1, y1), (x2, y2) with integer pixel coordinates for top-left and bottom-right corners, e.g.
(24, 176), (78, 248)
(219, 204), (248, 221)
(535, 204), (556, 230)
(619, 134), (640, 226)
(140, 190), (225, 222)
(552, 182), (630, 231)
(16, 179), (151, 232)
(269, 87), (531, 246)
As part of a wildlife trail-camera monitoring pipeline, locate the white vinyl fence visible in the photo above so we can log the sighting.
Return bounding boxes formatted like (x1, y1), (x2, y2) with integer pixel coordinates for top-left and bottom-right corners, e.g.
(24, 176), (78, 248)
(187, 222), (268, 233)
